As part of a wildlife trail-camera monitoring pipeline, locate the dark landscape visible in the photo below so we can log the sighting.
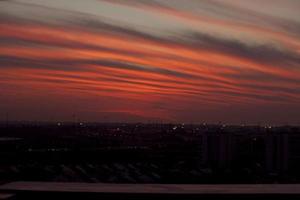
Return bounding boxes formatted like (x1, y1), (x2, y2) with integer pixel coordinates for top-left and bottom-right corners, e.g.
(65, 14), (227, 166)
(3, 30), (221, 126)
(1, 122), (300, 184)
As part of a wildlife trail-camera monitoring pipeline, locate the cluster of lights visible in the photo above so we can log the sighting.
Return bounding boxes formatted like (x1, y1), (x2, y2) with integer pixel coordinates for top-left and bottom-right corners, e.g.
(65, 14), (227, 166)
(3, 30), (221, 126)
(57, 122), (84, 126)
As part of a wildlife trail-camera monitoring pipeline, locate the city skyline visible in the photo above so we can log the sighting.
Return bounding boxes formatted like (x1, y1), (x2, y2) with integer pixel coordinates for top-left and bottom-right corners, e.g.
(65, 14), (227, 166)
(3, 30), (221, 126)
(0, 0), (300, 124)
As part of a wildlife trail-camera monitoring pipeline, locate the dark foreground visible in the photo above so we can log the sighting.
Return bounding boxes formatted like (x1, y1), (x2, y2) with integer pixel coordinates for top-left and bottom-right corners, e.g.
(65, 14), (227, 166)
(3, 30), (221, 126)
(1, 123), (300, 184)
(1, 182), (300, 200)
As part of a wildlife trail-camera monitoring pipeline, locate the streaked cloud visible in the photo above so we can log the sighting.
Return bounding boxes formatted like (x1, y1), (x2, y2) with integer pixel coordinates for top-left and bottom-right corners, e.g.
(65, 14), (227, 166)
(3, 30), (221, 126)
(0, 0), (299, 124)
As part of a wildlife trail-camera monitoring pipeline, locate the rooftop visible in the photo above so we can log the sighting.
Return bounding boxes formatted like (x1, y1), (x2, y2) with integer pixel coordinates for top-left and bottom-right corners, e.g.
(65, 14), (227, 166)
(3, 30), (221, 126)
(1, 182), (300, 199)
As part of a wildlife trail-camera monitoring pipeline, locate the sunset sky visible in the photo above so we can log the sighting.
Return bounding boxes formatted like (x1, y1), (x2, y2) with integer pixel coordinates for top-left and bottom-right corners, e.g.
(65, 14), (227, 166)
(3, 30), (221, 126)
(0, 0), (300, 124)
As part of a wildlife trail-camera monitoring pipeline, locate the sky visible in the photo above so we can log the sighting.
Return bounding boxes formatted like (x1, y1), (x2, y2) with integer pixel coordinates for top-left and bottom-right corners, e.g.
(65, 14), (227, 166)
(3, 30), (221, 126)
(0, 0), (300, 124)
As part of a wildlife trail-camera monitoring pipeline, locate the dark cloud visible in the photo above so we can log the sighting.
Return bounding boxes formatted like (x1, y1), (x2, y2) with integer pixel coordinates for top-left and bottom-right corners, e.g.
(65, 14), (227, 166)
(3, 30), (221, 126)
(104, 0), (300, 37)
(74, 17), (174, 45)
(78, 17), (300, 72)
(186, 32), (300, 70)
(0, 56), (195, 79)
(221, 67), (300, 85)
(0, 56), (85, 71)
(0, 36), (151, 58)
(4, 0), (298, 72)
(211, 89), (290, 103)
(240, 82), (300, 96)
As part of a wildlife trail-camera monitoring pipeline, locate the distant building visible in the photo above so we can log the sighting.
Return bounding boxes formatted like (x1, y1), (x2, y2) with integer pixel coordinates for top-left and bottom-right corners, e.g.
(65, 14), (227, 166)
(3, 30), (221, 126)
(200, 132), (234, 168)
(265, 133), (289, 173)
(200, 130), (299, 174)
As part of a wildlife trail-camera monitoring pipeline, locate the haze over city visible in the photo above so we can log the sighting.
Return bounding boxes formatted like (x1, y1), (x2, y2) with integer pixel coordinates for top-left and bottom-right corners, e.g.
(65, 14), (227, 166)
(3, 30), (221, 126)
(0, 0), (300, 124)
